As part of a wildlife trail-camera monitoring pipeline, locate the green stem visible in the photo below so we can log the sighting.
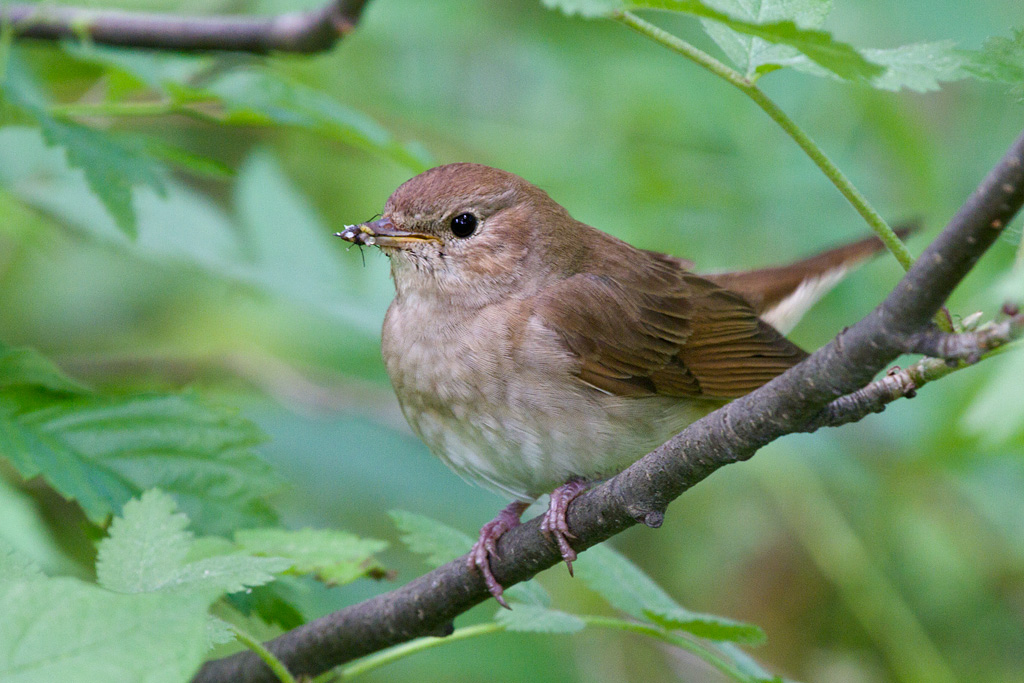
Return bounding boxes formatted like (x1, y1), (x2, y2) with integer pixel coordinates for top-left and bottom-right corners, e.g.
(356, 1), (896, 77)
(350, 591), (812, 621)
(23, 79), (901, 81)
(228, 622), (298, 683)
(613, 11), (915, 273)
(340, 623), (503, 679)
(339, 616), (760, 683)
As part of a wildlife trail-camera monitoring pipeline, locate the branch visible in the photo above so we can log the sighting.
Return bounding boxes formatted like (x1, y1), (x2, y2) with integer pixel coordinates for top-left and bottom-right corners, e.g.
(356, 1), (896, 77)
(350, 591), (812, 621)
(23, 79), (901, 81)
(192, 129), (1024, 683)
(1, 0), (369, 53)
(800, 310), (1024, 432)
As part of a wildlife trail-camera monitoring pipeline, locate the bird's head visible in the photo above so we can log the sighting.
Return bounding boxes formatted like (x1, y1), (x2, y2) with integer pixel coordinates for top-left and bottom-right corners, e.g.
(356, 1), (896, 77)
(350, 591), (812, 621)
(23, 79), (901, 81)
(337, 163), (585, 306)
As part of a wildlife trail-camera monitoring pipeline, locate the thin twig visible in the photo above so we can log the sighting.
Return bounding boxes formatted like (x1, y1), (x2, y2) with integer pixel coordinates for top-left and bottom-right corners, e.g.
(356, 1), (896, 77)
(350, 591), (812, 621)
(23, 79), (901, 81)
(802, 314), (1024, 431)
(1, 0), (370, 53)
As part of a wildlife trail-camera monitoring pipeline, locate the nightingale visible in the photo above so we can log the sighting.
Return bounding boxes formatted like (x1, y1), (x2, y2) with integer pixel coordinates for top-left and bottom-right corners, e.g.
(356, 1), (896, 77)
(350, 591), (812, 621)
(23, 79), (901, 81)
(337, 163), (905, 607)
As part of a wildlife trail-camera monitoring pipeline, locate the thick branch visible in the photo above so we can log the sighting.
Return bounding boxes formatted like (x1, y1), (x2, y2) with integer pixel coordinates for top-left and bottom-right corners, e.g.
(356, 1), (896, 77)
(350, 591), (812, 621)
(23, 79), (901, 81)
(193, 130), (1024, 683)
(1, 0), (369, 53)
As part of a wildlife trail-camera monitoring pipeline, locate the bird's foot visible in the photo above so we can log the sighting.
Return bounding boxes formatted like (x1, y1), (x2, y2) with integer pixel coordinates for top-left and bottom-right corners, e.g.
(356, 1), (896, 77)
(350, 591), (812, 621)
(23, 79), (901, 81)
(540, 479), (588, 576)
(468, 501), (529, 609)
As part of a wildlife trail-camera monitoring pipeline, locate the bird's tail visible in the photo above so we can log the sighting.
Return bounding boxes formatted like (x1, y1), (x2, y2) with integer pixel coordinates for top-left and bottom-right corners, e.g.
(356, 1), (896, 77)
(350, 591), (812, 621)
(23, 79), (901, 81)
(705, 224), (917, 334)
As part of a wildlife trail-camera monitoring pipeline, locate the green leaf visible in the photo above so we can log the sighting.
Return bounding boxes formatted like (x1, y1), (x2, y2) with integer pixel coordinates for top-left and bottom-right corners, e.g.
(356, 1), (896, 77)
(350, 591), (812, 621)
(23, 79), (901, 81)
(0, 396), (138, 524)
(200, 68), (432, 172)
(962, 30), (1024, 100)
(717, 643), (785, 682)
(643, 606), (766, 645)
(0, 539), (45, 582)
(859, 42), (966, 92)
(575, 545), (764, 643)
(206, 616), (238, 647)
(697, 0), (832, 77)
(35, 118), (166, 238)
(97, 490), (289, 596)
(59, 42), (212, 94)
(784, 41), (968, 92)
(389, 509), (550, 605)
(96, 489), (192, 593)
(0, 577), (210, 683)
(235, 527), (388, 586)
(0, 391), (280, 534)
(389, 509), (475, 567)
(0, 48), (166, 237)
(226, 579), (309, 630)
(0, 341), (89, 394)
(59, 44), (431, 171)
(0, 128), (389, 337)
(545, 0), (883, 80)
(0, 477), (76, 577)
(495, 603), (586, 633)
(142, 137), (234, 179)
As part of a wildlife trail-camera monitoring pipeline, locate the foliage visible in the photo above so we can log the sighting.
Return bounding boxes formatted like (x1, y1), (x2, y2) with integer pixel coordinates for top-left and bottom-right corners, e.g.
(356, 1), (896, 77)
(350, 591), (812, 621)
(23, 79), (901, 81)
(1, 1), (1023, 682)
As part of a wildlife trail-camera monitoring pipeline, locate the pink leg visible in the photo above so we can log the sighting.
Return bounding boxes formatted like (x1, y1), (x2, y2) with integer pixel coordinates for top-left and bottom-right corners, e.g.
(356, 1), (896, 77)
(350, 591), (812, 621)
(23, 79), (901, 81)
(540, 479), (588, 576)
(468, 500), (530, 609)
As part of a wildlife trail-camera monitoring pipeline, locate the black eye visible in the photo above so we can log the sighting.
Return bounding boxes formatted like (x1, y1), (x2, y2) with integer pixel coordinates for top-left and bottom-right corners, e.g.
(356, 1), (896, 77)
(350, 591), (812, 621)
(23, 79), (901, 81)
(450, 212), (478, 238)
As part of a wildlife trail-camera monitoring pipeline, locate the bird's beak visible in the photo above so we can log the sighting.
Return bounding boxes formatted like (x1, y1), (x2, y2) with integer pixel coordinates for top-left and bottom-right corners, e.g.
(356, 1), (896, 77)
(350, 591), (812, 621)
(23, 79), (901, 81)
(335, 217), (440, 249)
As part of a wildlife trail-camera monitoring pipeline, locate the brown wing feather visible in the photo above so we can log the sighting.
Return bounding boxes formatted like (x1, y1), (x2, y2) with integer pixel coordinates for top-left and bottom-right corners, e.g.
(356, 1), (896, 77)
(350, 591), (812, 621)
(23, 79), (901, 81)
(534, 266), (807, 400)
(705, 225), (916, 314)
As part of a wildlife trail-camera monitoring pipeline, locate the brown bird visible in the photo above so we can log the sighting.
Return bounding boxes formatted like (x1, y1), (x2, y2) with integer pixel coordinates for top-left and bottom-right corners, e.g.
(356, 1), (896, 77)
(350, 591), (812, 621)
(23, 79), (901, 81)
(337, 163), (906, 606)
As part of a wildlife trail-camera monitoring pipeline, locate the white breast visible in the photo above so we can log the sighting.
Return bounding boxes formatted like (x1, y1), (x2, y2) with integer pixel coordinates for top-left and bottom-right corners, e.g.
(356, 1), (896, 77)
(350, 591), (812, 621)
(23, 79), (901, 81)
(382, 290), (715, 502)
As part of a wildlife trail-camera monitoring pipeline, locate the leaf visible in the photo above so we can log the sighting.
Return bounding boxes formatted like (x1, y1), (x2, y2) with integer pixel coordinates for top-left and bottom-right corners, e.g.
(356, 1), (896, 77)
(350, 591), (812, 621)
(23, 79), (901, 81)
(389, 509), (475, 568)
(59, 42), (212, 93)
(388, 509), (550, 605)
(644, 606), (766, 645)
(0, 477), (76, 577)
(717, 643), (785, 682)
(962, 29), (1024, 100)
(206, 616), (238, 647)
(235, 527), (388, 586)
(0, 128), (389, 337)
(59, 44), (431, 171)
(0, 341), (89, 394)
(96, 489), (192, 593)
(97, 490), (289, 597)
(35, 118), (166, 238)
(859, 42), (966, 93)
(200, 68), (432, 171)
(0, 539), (45, 582)
(697, 0), (833, 77)
(545, 0), (883, 80)
(142, 137), (234, 179)
(575, 545), (764, 643)
(0, 577), (210, 683)
(0, 396), (138, 525)
(0, 48), (166, 237)
(226, 579), (309, 630)
(784, 41), (968, 92)
(0, 390), (280, 535)
(495, 603), (586, 633)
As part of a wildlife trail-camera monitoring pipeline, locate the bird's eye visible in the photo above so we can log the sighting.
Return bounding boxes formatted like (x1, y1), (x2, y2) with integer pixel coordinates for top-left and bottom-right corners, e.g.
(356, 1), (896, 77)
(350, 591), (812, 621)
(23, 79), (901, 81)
(450, 212), (478, 238)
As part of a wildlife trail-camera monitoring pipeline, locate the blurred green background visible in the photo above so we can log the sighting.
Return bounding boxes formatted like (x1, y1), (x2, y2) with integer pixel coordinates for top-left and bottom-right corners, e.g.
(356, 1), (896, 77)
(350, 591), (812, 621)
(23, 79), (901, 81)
(1, 1), (1023, 681)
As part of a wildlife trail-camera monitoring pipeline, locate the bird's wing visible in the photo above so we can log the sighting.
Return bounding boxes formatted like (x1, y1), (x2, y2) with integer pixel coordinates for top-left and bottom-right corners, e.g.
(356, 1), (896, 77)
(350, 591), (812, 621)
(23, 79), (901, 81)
(532, 270), (807, 399)
(704, 225), (916, 333)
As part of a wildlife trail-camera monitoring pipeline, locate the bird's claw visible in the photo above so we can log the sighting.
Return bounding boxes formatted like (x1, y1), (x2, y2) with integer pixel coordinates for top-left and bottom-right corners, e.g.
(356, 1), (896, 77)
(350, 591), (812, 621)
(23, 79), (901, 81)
(540, 480), (588, 576)
(468, 501), (529, 608)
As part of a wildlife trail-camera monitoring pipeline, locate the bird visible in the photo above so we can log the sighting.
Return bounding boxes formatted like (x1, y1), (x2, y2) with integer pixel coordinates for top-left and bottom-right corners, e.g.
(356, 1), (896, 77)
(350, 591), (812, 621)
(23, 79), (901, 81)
(336, 162), (908, 607)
